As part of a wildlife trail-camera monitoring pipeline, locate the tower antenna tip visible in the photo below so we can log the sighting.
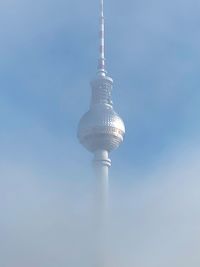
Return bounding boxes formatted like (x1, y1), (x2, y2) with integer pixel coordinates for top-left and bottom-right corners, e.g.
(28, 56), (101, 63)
(98, 0), (106, 75)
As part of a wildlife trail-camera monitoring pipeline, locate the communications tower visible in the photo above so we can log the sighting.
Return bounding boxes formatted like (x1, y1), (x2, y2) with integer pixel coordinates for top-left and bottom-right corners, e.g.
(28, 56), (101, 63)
(77, 0), (125, 264)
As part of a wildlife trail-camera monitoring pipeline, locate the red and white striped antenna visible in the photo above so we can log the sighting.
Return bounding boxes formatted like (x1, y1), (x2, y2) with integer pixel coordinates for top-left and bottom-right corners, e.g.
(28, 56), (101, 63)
(98, 0), (106, 75)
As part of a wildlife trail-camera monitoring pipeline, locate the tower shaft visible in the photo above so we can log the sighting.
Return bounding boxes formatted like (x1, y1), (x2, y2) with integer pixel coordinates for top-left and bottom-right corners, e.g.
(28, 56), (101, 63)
(93, 150), (111, 267)
(93, 150), (111, 221)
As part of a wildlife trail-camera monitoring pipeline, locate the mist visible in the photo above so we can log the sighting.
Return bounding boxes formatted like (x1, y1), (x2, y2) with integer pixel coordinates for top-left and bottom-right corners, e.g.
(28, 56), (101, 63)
(1, 139), (200, 267)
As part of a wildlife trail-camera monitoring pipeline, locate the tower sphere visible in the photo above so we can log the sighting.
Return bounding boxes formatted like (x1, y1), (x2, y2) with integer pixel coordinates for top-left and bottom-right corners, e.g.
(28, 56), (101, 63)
(78, 102), (125, 153)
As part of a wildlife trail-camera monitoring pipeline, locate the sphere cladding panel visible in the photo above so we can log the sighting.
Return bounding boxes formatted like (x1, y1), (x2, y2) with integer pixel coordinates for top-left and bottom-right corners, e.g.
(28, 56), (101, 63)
(78, 104), (125, 152)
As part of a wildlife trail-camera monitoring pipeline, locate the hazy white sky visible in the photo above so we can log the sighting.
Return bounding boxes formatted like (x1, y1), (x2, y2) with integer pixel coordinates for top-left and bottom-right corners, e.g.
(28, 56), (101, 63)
(1, 0), (200, 266)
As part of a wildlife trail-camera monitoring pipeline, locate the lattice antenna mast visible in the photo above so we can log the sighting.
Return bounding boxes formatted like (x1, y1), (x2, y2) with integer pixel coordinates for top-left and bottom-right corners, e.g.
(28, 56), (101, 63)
(98, 0), (106, 75)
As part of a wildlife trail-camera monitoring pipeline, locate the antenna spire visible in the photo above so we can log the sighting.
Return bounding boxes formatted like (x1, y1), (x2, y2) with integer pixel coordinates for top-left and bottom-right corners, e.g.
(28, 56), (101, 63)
(98, 0), (106, 75)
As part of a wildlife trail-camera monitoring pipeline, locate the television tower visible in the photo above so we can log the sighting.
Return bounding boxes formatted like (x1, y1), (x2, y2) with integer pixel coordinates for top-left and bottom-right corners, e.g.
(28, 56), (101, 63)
(77, 0), (125, 265)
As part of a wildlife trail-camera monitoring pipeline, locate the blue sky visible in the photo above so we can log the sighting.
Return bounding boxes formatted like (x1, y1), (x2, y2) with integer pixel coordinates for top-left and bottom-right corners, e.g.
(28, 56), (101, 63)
(1, 0), (200, 172)
(1, 0), (200, 266)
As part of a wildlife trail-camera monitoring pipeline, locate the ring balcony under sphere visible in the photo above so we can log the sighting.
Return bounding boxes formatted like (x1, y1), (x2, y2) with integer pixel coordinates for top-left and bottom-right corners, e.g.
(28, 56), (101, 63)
(78, 104), (125, 153)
